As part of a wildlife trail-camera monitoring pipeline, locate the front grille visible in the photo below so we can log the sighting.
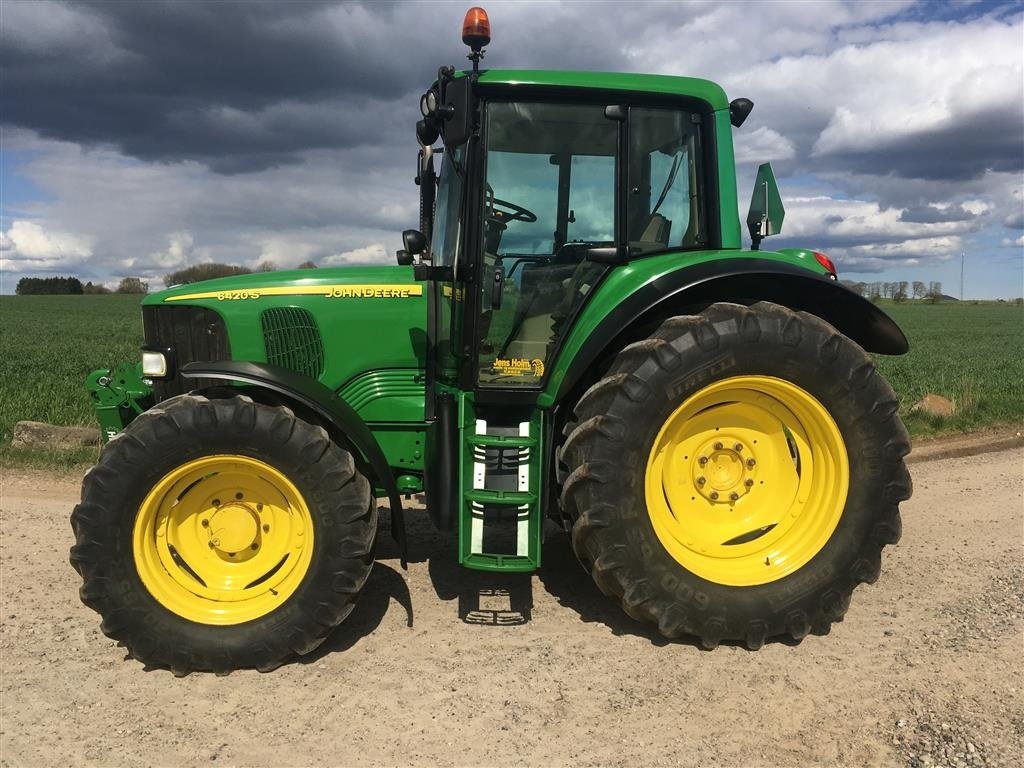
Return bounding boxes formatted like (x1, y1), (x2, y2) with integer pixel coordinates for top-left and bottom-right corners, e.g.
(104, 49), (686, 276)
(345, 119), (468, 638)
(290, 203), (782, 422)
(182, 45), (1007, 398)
(260, 307), (324, 380)
(142, 305), (231, 401)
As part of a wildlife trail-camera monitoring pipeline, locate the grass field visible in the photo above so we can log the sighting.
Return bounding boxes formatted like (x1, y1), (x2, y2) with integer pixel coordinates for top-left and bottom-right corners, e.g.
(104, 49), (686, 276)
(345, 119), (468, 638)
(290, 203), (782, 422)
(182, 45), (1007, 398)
(0, 295), (1020, 467)
(0, 295), (143, 466)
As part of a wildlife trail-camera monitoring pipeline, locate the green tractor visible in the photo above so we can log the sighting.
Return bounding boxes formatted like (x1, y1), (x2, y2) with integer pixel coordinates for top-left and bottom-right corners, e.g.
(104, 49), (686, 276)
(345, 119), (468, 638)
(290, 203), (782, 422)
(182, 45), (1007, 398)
(71, 8), (911, 674)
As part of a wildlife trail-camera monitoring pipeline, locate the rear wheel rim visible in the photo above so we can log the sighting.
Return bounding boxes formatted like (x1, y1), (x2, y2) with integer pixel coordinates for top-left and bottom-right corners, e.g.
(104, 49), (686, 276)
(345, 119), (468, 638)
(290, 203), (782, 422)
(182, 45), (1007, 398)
(133, 455), (314, 625)
(644, 375), (849, 587)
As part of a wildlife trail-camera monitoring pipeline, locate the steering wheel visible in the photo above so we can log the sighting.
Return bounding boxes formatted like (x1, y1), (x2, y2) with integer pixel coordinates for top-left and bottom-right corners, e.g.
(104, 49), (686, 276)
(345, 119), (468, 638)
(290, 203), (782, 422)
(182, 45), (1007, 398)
(490, 197), (537, 224)
(485, 184), (537, 224)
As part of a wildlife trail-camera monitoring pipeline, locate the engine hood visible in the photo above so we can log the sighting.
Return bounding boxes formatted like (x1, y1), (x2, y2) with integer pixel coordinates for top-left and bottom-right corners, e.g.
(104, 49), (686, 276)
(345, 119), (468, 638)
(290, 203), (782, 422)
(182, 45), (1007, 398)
(143, 265), (422, 305)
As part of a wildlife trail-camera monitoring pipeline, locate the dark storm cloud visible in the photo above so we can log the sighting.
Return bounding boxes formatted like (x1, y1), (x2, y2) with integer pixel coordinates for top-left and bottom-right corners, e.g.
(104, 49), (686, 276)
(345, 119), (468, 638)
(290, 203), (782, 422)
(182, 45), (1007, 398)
(0, 1), (437, 171)
(1, 0), (637, 173)
(899, 205), (977, 224)
(815, 108), (1024, 182)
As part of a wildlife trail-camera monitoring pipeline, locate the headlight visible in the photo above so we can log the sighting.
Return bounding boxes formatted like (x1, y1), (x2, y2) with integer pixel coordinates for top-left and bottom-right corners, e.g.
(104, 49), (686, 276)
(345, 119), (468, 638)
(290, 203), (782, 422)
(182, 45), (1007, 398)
(420, 89), (438, 117)
(141, 350), (169, 378)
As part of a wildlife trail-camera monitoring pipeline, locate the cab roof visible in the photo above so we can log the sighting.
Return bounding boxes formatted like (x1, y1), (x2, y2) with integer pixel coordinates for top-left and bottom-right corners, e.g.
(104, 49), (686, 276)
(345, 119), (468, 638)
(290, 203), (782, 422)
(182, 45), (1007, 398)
(473, 69), (729, 111)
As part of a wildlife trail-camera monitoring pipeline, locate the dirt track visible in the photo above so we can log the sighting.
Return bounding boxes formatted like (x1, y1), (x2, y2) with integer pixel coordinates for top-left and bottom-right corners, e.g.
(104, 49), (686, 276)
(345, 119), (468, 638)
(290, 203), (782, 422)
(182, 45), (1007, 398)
(2, 448), (1022, 767)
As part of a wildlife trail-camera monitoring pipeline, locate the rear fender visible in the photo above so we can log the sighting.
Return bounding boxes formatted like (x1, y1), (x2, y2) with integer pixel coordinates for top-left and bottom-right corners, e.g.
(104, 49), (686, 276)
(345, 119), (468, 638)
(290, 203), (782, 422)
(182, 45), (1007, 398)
(550, 258), (908, 405)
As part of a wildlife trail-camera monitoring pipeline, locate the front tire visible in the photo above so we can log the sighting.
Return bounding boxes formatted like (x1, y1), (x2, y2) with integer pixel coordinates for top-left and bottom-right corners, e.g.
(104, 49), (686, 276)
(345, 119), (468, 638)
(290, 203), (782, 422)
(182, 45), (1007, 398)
(70, 394), (376, 674)
(560, 302), (911, 648)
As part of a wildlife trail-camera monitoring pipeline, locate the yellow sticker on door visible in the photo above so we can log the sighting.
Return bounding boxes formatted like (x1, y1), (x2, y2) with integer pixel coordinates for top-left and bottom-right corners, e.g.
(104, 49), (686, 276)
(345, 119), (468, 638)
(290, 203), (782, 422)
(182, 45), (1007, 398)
(492, 358), (545, 377)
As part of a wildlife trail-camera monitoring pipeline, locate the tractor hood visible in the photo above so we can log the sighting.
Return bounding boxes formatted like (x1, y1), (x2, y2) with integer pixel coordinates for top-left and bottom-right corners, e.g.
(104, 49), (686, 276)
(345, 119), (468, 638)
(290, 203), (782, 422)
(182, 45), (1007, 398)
(140, 265), (428, 400)
(144, 265), (424, 305)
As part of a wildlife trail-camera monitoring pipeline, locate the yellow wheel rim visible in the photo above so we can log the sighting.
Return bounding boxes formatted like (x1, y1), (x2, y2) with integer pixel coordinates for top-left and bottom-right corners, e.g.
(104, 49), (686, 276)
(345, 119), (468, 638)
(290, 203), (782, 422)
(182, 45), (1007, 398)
(133, 455), (314, 625)
(644, 376), (849, 587)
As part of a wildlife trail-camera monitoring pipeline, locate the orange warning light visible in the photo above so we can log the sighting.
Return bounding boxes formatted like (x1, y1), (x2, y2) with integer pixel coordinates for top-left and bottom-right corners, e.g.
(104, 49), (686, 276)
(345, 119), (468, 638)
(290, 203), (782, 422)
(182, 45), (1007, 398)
(462, 7), (491, 50)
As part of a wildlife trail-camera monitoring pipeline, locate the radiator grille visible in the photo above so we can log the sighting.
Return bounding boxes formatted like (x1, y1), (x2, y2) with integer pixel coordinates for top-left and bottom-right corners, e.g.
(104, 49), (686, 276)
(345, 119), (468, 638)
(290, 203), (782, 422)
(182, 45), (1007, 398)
(142, 305), (231, 401)
(260, 307), (324, 380)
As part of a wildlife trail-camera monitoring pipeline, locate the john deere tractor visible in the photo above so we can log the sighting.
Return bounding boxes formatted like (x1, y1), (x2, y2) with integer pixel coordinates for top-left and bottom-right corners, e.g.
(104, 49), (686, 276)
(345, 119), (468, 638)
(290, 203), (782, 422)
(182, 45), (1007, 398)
(71, 8), (911, 674)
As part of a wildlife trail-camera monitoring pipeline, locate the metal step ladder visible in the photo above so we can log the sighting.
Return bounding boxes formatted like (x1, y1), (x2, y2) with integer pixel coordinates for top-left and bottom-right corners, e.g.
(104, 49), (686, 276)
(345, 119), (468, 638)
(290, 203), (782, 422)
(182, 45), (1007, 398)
(459, 410), (543, 572)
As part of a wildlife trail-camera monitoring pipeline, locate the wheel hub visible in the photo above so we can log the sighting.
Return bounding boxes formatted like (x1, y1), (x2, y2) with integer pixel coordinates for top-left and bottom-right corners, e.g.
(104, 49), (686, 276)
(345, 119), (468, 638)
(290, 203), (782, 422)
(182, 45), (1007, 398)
(208, 502), (259, 554)
(692, 438), (757, 503)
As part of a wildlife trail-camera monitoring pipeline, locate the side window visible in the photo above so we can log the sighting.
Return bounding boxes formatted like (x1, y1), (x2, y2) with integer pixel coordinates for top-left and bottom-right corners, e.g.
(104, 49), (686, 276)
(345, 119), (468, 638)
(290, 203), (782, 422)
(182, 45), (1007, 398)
(627, 108), (703, 253)
(431, 148), (464, 267)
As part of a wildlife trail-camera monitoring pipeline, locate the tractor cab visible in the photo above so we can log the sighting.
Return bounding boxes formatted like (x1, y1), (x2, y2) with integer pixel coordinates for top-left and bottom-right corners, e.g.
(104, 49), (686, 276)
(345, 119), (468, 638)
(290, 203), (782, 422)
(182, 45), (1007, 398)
(402, 8), (748, 570)
(406, 9), (731, 401)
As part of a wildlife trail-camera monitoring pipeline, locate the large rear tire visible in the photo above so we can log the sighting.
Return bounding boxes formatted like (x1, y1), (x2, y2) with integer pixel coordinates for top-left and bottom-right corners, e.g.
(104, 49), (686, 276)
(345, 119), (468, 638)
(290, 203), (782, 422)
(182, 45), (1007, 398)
(70, 394), (376, 674)
(560, 302), (911, 648)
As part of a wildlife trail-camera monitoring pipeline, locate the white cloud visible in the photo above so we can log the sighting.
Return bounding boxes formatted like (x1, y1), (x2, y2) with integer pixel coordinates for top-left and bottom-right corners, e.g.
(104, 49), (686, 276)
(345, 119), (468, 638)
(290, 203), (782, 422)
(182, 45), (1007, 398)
(0, 220), (93, 272)
(783, 196), (976, 243)
(733, 127), (796, 165)
(321, 243), (388, 266)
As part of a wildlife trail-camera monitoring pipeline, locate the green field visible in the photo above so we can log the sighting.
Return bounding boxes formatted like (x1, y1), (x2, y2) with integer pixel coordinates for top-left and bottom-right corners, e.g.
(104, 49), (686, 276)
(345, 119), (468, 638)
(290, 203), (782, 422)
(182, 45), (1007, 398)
(0, 295), (143, 466)
(873, 300), (1024, 435)
(0, 295), (1021, 467)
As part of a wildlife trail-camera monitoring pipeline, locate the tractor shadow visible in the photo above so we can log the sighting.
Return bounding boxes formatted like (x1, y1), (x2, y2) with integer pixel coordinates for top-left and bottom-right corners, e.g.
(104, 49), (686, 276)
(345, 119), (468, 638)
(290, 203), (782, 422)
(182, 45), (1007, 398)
(310, 501), (781, 659)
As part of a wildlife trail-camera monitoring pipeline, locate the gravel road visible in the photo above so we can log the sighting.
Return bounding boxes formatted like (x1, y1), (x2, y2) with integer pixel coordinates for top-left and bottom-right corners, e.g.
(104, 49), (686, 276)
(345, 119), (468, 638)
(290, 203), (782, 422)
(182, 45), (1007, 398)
(2, 448), (1021, 767)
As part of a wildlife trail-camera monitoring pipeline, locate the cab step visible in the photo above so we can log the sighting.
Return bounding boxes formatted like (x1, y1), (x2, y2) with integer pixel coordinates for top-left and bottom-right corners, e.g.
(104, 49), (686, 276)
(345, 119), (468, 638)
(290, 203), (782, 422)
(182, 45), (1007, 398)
(459, 413), (543, 572)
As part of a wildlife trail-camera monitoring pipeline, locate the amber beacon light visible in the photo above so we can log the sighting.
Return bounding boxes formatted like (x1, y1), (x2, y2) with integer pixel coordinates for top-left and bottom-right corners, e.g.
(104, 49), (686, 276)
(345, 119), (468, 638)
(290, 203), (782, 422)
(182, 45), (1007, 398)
(462, 7), (491, 50)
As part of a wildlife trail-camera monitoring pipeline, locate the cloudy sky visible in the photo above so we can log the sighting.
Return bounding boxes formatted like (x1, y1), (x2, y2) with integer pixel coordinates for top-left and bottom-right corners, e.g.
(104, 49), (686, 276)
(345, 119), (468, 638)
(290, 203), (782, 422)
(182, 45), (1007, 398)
(2, 0), (1022, 297)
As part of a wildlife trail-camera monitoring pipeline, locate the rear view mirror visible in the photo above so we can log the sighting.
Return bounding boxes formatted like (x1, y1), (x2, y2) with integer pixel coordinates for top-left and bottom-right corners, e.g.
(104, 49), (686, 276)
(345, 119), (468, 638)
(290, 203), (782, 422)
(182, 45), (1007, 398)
(403, 229), (427, 255)
(746, 163), (785, 250)
(439, 76), (473, 147)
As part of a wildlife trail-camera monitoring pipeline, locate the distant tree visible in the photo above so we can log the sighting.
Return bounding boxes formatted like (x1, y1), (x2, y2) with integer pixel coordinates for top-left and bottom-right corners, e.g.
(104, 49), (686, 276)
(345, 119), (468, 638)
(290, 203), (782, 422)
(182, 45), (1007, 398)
(894, 280), (909, 302)
(296, 260), (318, 269)
(15, 276), (84, 295)
(911, 281), (925, 300)
(164, 263), (252, 286)
(117, 277), (149, 294)
(924, 281), (944, 304)
(82, 281), (111, 295)
(254, 260), (278, 273)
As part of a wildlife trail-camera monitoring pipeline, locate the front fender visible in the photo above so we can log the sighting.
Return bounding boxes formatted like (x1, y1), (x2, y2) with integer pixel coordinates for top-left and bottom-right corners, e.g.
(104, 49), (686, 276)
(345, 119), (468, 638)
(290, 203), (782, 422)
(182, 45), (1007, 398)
(544, 258), (908, 407)
(180, 360), (406, 565)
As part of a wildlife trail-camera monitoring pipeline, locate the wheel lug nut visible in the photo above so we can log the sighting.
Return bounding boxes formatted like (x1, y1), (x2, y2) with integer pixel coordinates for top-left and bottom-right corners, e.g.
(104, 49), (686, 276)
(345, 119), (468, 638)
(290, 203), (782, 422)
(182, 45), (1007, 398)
(729, 492), (739, 501)
(746, 458), (756, 468)
(698, 456), (708, 466)
(745, 478), (754, 487)
(235, 492), (243, 500)
(212, 499), (220, 507)
(733, 443), (743, 452)
(201, 519), (209, 527)
(262, 524), (270, 533)
(208, 541), (215, 549)
(696, 476), (706, 486)
(257, 503), (264, 512)
(714, 442), (723, 450)
(251, 543), (258, 550)
(709, 491), (719, 500)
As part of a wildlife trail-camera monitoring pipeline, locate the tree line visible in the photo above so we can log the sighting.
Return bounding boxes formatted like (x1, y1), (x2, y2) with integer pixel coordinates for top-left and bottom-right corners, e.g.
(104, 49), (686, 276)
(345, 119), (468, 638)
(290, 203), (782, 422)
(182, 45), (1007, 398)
(13, 260), (319, 295)
(840, 280), (946, 303)
(15, 276), (149, 295)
